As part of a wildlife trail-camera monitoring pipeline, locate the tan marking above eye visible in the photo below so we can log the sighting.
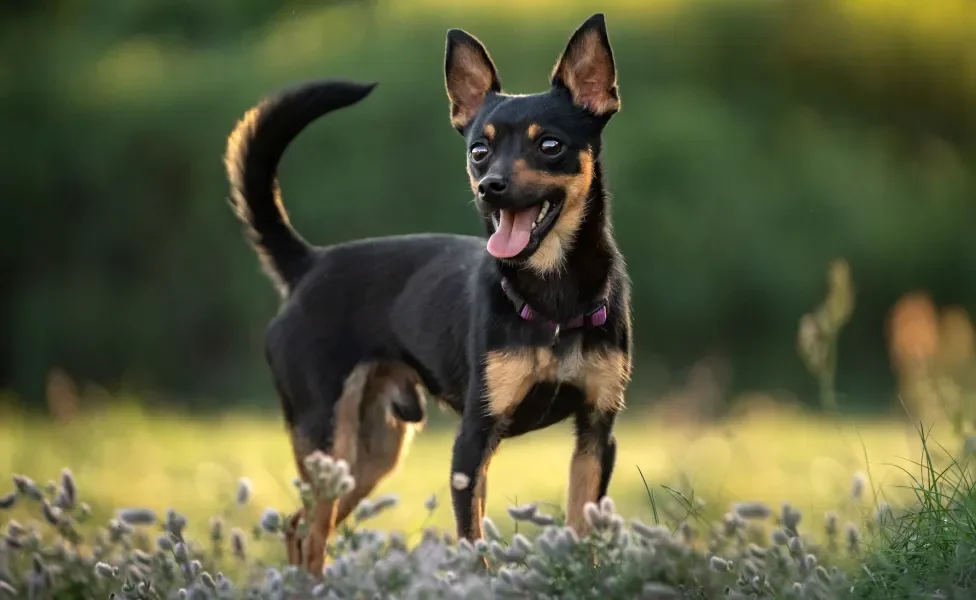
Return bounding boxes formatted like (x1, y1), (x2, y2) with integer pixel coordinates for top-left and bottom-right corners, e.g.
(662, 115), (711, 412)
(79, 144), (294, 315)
(483, 123), (495, 140)
(527, 123), (542, 140)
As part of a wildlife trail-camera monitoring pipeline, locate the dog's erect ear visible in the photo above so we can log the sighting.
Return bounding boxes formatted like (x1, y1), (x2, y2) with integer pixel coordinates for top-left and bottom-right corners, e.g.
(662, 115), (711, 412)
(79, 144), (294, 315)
(551, 13), (619, 117)
(445, 29), (501, 131)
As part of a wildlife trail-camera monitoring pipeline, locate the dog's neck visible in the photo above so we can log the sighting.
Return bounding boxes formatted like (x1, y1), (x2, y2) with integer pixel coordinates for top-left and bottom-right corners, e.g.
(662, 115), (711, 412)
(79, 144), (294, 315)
(495, 179), (618, 323)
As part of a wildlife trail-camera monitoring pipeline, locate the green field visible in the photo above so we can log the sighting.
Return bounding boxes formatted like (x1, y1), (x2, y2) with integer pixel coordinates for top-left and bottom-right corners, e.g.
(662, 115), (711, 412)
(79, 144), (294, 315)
(0, 400), (945, 554)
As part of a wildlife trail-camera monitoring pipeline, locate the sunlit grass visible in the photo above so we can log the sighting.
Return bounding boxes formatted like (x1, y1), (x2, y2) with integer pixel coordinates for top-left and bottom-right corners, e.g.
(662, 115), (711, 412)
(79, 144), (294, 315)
(0, 400), (948, 554)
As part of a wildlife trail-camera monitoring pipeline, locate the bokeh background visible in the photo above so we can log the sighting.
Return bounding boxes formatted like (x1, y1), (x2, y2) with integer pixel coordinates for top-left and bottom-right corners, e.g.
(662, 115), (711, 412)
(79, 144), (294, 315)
(1, 0), (975, 544)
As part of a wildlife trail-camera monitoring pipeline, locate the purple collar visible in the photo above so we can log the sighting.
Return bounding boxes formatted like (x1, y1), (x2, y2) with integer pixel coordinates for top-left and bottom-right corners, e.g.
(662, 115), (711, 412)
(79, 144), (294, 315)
(500, 277), (608, 334)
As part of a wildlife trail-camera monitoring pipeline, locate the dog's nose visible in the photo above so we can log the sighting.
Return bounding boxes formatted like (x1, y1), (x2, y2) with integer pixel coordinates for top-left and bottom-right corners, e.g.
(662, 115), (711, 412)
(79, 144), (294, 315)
(477, 175), (509, 202)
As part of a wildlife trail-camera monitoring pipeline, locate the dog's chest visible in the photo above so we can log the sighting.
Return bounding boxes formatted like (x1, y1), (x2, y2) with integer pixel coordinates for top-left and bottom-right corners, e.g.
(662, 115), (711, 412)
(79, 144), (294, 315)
(483, 336), (594, 418)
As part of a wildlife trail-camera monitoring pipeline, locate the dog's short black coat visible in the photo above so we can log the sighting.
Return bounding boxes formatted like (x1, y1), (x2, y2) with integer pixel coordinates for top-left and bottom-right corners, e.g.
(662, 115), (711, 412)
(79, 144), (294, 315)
(224, 13), (632, 574)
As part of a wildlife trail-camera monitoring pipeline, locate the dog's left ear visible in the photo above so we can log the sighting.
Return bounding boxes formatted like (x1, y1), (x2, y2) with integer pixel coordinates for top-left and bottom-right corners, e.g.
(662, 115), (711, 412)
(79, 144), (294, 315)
(551, 13), (620, 118)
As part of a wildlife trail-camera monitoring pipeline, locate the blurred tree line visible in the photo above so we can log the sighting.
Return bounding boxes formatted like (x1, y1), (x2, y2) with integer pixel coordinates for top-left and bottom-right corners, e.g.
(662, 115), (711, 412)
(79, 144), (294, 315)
(1, 0), (974, 410)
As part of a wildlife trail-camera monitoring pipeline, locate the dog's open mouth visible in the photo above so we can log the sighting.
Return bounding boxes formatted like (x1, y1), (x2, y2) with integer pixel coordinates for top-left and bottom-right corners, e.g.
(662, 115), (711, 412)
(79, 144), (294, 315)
(487, 200), (561, 259)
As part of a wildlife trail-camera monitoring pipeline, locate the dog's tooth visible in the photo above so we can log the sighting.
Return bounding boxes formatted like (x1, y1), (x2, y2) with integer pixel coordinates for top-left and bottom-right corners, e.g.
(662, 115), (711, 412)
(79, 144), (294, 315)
(535, 201), (550, 225)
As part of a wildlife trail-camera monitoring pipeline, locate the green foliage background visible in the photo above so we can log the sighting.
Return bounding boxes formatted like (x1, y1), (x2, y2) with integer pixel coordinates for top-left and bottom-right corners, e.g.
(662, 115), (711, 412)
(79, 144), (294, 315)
(1, 0), (974, 408)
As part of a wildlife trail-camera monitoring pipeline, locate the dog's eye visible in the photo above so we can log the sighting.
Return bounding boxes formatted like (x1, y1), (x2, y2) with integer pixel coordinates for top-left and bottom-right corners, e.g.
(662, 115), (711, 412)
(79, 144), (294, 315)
(539, 137), (564, 157)
(469, 143), (490, 163)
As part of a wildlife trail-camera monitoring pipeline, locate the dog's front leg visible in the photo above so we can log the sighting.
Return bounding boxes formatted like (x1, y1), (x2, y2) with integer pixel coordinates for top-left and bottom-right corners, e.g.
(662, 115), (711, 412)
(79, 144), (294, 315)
(450, 404), (499, 541)
(566, 407), (618, 535)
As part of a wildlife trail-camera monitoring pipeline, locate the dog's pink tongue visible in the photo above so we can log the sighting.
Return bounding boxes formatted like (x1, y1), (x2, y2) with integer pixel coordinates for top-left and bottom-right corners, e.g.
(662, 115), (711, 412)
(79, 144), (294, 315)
(487, 207), (541, 258)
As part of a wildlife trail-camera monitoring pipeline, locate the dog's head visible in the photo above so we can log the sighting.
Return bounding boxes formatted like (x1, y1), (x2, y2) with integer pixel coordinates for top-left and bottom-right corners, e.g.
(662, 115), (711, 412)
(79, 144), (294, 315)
(444, 14), (619, 274)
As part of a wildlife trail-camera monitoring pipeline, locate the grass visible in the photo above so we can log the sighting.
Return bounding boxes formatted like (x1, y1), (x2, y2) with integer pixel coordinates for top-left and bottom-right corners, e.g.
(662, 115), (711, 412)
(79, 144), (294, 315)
(850, 426), (976, 597)
(1, 400), (975, 597)
(0, 400), (949, 547)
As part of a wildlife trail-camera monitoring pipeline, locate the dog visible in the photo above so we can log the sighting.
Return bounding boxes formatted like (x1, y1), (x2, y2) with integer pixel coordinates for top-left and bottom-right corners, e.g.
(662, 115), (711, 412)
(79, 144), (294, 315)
(223, 13), (631, 574)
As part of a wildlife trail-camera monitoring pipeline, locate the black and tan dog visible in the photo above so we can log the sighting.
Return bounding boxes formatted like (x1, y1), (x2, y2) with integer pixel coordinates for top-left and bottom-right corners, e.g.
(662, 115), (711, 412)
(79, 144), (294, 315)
(224, 13), (631, 574)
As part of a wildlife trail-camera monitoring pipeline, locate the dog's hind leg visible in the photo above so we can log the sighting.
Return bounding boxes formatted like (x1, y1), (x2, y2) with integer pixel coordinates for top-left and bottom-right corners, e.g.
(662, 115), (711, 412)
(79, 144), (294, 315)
(334, 366), (420, 524)
(285, 363), (422, 575)
(281, 364), (372, 574)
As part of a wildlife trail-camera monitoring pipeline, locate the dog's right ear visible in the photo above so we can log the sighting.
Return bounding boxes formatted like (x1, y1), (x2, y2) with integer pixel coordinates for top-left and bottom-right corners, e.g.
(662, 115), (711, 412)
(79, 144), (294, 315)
(444, 29), (501, 132)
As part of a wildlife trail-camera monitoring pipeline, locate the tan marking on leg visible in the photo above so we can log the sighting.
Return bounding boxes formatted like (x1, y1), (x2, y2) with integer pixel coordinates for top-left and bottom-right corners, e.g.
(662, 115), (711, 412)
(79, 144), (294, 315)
(288, 362), (421, 574)
(302, 497), (338, 575)
(285, 428), (315, 567)
(566, 450), (601, 535)
(579, 349), (631, 413)
(332, 364), (374, 465)
(527, 123), (541, 140)
(483, 349), (559, 416)
(284, 509), (305, 566)
(470, 457), (491, 539)
(510, 152), (594, 275)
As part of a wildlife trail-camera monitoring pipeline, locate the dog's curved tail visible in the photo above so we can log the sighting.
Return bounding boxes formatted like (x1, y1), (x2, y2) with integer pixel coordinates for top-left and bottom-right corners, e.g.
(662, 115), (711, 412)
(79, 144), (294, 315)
(224, 80), (378, 298)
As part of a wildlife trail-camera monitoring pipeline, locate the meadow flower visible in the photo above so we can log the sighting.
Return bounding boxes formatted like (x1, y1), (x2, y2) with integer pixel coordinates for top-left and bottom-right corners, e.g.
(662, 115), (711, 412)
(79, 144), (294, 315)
(816, 565), (831, 585)
(230, 528), (247, 560)
(336, 475), (355, 497)
(6, 520), (25, 538)
(372, 493), (398, 515)
(481, 517), (501, 542)
(236, 478), (252, 506)
(12, 476), (43, 502)
(583, 502), (604, 530)
(512, 533), (533, 555)
(874, 502), (892, 525)
(174, 542), (190, 563)
(260, 508), (281, 533)
(709, 556), (730, 572)
(118, 508), (156, 526)
(824, 511), (838, 537)
(771, 529), (790, 546)
(57, 468), (77, 510)
(632, 520), (670, 540)
(803, 553), (818, 571)
(506, 503), (537, 521)
(200, 571), (216, 589)
(94, 562), (116, 578)
(525, 555), (550, 576)
(165, 509), (187, 538)
(780, 503), (802, 533)
(732, 501), (772, 520)
(788, 535), (804, 556)
(851, 472), (867, 500)
(205, 518), (223, 549)
(529, 512), (555, 527)
(845, 522), (861, 554)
